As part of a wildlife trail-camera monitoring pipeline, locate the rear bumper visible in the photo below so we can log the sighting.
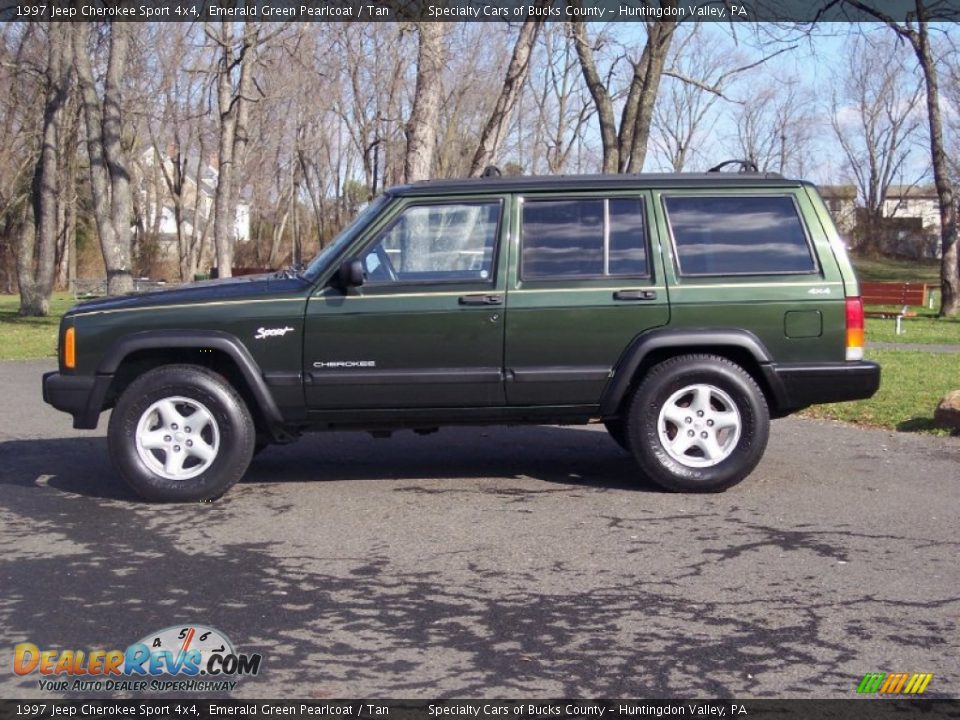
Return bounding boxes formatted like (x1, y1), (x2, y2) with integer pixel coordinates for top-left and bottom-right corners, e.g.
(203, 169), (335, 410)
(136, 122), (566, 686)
(42, 371), (111, 429)
(766, 361), (881, 411)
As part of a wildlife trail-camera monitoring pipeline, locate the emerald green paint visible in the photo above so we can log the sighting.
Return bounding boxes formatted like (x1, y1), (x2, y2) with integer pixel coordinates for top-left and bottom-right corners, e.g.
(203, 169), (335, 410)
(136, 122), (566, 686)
(784, 310), (823, 339)
(48, 174), (879, 433)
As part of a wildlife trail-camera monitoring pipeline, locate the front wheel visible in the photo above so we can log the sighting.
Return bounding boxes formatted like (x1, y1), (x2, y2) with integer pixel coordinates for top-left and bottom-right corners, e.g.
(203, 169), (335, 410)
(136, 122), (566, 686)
(625, 355), (769, 493)
(108, 364), (256, 502)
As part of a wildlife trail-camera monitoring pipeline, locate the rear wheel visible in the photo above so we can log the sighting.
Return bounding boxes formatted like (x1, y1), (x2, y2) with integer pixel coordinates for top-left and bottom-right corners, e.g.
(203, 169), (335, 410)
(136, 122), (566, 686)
(108, 365), (256, 502)
(625, 354), (769, 492)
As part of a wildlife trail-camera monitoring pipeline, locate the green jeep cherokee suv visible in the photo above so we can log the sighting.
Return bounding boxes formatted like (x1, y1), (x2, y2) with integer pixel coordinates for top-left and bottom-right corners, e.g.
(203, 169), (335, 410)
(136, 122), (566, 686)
(43, 171), (880, 501)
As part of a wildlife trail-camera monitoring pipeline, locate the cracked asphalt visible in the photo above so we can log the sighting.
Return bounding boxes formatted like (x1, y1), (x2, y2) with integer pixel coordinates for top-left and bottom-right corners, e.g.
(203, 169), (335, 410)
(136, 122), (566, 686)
(1, 359), (958, 699)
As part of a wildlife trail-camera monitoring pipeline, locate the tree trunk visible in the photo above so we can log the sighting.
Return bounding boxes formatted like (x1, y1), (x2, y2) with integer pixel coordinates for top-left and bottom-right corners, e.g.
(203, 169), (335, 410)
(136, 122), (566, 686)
(213, 21), (257, 279)
(572, 14), (676, 174)
(913, 22), (959, 316)
(103, 22), (134, 292)
(18, 21), (73, 316)
(55, 104), (79, 291)
(17, 205), (47, 316)
(74, 22), (134, 296)
(213, 23), (238, 279)
(469, 11), (545, 176)
(620, 19), (676, 173)
(570, 20), (618, 173)
(404, 23), (447, 183)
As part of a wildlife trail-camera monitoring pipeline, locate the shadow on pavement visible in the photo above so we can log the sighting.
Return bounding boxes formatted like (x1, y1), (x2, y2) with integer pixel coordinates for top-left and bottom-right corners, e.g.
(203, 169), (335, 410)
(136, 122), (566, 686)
(0, 426), (863, 699)
(0, 425), (659, 502)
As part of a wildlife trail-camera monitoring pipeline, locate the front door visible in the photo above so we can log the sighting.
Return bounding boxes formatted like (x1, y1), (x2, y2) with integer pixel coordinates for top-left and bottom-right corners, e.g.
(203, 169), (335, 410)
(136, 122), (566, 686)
(304, 197), (508, 410)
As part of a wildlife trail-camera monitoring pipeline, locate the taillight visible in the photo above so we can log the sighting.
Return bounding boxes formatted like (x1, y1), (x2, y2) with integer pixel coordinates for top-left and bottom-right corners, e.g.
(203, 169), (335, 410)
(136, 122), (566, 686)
(845, 297), (864, 361)
(63, 327), (75, 369)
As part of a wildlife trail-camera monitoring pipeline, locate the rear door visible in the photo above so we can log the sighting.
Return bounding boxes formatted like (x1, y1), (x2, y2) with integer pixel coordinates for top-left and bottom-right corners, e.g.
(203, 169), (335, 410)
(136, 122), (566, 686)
(504, 192), (670, 406)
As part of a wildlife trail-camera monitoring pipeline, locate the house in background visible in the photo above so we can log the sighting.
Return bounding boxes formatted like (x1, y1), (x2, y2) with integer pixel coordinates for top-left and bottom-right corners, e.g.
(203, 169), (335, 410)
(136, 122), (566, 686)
(138, 147), (251, 251)
(880, 185), (941, 259)
(820, 183), (944, 259)
(818, 185), (858, 238)
(882, 185), (941, 233)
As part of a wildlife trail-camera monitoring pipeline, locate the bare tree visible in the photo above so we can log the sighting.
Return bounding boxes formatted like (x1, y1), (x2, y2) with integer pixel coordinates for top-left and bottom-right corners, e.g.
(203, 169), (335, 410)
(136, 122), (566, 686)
(204, 21), (288, 277)
(944, 47), (960, 187)
(331, 25), (409, 194)
(651, 27), (791, 171)
(0, 26), (43, 294)
(468, 9), (546, 176)
(17, 22), (73, 315)
(143, 25), (215, 281)
(728, 78), (816, 177)
(830, 34), (923, 255)
(404, 23), (448, 182)
(74, 21), (135, 296)
(570, 11), (678, 173)
(526, 23), (596, 174)
(206, 20), (256, 278)
(841, 0), (959, 316)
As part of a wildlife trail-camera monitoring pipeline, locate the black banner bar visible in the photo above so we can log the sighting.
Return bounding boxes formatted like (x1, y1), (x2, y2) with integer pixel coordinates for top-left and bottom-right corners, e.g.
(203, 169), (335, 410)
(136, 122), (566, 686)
(2, 700), (960, 720)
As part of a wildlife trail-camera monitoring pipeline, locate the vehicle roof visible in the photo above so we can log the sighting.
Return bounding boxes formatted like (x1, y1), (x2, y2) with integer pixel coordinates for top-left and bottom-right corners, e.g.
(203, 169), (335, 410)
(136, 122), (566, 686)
(387, 172), (811, 197)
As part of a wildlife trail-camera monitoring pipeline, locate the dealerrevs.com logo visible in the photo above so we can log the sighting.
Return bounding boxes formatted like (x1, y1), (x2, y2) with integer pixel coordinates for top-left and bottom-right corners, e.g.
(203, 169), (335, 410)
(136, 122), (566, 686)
(13, 625), (262, 693)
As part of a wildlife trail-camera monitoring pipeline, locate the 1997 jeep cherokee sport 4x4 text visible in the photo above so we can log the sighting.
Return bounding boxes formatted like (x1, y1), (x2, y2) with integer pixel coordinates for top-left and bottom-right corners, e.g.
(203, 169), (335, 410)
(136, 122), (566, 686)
(43, 171), (880, 502)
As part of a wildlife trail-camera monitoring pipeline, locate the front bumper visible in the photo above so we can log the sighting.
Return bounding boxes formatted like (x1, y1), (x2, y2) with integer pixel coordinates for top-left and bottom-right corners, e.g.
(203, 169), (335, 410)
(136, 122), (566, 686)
(42, 371), (112, 429)
(766, 361), (881, 411)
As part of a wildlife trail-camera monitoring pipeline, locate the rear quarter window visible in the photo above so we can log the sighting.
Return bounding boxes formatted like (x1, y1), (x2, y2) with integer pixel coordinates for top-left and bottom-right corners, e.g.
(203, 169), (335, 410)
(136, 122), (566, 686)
(663, 195), (817, 276)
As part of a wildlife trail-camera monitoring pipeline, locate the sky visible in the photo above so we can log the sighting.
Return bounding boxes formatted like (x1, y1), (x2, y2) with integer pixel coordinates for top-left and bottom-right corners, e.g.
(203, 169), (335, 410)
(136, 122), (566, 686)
(628, 21), (956, 186)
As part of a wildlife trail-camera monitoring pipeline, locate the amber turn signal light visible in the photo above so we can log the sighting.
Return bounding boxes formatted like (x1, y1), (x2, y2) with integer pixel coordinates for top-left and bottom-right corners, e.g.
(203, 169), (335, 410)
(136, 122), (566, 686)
(63, 327), (75, 369)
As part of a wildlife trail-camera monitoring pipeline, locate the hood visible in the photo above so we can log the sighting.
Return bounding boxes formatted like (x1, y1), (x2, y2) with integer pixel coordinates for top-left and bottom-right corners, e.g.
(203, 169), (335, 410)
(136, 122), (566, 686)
(66, 274), (311, 316)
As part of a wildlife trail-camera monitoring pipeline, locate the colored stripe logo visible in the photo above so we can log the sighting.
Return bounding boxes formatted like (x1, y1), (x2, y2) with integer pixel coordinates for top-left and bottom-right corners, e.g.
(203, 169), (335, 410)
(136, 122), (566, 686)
(857, 672), (933, 694)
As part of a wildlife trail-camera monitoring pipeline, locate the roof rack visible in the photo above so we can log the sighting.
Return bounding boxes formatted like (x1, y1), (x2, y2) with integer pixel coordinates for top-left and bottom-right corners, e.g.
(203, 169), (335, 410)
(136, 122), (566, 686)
(708, 159), (759, 173)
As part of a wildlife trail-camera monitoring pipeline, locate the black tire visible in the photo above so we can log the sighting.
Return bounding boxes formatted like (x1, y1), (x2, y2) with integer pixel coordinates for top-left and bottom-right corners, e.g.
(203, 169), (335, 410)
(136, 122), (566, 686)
(603, 418), (629, 451)
(625, 354), (769, 493)
(107, 364), (256, 502)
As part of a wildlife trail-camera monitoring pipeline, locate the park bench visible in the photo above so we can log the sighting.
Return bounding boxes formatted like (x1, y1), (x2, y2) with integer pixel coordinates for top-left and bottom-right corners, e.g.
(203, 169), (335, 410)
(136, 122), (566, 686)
(860, 281), (931, 335)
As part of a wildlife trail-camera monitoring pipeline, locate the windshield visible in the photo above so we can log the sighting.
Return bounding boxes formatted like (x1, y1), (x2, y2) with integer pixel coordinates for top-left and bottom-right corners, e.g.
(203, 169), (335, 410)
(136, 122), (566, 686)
(302, 195), (392, 282)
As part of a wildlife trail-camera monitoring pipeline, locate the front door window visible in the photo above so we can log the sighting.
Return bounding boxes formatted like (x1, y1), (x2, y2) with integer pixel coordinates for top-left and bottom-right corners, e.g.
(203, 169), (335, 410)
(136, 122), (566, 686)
(362, 202), (501, 285)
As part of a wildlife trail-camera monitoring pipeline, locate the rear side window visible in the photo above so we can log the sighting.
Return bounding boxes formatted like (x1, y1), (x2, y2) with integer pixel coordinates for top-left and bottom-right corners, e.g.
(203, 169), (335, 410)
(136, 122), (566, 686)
(664, 195), (816, 276)
(521, 197), (648, 279)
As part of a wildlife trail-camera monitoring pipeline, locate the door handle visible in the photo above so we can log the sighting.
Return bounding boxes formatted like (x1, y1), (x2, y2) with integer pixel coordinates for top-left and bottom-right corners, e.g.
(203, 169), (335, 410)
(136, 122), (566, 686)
(613, 289), (657, 301)
(459, 294), (503, 306)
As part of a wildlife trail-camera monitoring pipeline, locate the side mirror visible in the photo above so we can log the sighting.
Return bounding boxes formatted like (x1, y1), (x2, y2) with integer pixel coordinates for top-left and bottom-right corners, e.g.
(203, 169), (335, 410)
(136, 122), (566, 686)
(338, 258), (365, 288)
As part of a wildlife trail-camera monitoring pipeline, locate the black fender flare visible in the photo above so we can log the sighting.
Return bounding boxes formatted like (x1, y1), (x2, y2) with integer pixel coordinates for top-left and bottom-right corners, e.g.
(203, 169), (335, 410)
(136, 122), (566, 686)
(97, 329), (286, 435)
(598, 327), (786, 416)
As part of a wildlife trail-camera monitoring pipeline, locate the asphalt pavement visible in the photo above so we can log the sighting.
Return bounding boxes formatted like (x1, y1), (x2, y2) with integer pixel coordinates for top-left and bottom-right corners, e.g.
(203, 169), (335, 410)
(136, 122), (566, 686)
(1, 359), (958, 699)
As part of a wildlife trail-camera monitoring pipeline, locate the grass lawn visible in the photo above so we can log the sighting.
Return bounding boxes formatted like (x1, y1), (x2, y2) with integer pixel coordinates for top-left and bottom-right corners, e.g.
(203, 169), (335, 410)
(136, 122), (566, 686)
(801, 348), (959, 436)
(850, 254), (942, 283)
(0, 293), (74, 360)
(866, 312), (960, 345)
